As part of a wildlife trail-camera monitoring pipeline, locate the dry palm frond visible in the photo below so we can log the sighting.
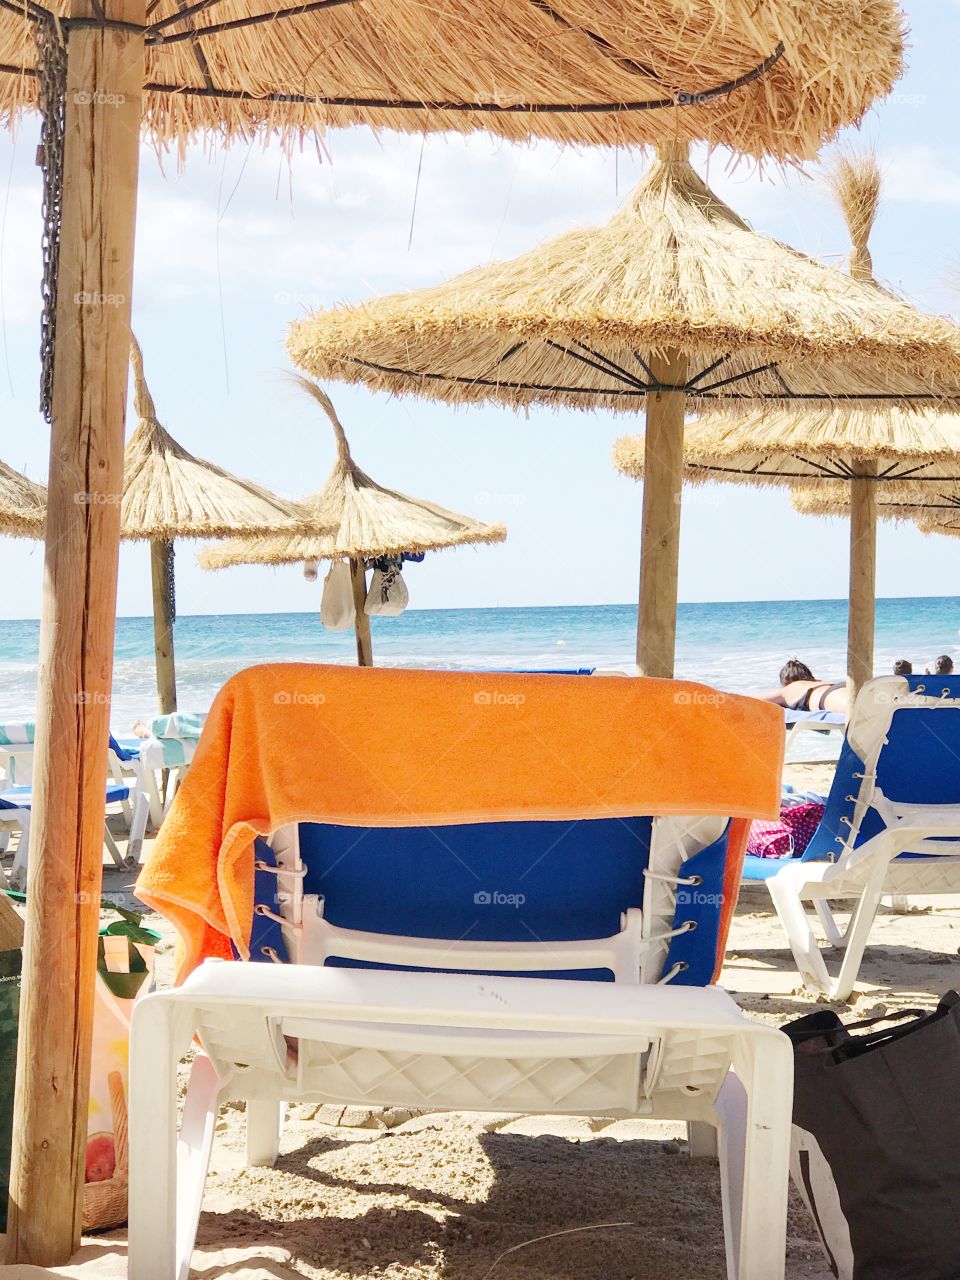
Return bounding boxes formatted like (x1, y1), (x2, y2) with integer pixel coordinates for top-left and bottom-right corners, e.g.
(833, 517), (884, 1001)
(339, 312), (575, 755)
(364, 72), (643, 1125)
(121, 337), (311, 542)
(0, 457), (46, 539)
(288, 148), (960, 414)
(0, 1), (904, 158)
(826, 150), (882, 281)
(199, 377), (506, 569)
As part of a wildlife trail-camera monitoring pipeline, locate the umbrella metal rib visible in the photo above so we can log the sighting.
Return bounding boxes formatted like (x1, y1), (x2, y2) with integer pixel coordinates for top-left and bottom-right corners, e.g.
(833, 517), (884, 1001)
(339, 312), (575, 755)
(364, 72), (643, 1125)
(338, 352), (948, 405)
(2, 48), (789, 115)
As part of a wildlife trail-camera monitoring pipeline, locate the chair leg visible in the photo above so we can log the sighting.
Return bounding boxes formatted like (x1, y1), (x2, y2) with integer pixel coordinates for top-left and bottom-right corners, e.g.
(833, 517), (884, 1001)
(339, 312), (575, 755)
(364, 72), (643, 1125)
(141, 766), (165, 831)
(812, 899), (845, 949)
(246, 1099), (285, 1167)
(10, 813), (30, 890)
(724, 1035), (793, 1280)
(830, 870), (887, 1002)
(887, 894), (910, 913)
(104, 822), (125, 868)
(714, 1071), (747, 1278)
(767, 871), (834, 995)
(175, 1053), (226, 1280)
(125, 789), (150, 866)
(129, 999), (184, 1280)
(687, 1119), (719, 1159)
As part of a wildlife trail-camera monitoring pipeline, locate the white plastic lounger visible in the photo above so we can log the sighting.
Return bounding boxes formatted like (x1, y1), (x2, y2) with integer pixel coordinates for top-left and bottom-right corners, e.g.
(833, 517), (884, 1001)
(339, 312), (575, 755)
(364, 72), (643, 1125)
(762, 675), (960, 1000)
(783, 708), (846, 764)
(0, 727), (149, 888)
(134, 712), (208, 827)
(130, 815), (792, 1280)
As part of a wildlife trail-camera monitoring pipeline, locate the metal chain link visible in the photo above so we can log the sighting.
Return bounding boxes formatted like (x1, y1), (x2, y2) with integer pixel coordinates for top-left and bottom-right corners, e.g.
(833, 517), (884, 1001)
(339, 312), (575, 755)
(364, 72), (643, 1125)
(35, 14), (67, 424)
(164, 540), (176, 624)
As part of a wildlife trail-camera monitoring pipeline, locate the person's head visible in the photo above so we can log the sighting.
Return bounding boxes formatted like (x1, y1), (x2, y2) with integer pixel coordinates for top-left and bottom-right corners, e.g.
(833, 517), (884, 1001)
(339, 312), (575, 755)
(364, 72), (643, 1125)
(779, 658), (815, 686)
(935, 654), (954, 675)
(893, 658), (912, 677)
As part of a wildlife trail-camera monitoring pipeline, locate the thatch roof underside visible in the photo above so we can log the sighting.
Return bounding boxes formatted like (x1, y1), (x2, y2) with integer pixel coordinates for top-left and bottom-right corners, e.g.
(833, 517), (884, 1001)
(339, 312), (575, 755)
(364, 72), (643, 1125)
(0, 458), (46, 539)
(0, 1), (904, 156)
(121, 340), (310, 542)
(288, 150), (960, 413)
(199, 379), (505, 569)
(612, 407), (960, 499)
(791, 483), (960, 522)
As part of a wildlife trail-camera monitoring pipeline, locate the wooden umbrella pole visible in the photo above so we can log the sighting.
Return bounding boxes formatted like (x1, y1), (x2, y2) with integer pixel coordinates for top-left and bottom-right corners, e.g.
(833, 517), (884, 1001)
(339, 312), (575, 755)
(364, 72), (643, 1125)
(847, 463), (878, 702)
(6, 0), (144, 1263)
(636, 349), (688, 678)
(349, 557), (373, 666)
(151, 539), (178, 713)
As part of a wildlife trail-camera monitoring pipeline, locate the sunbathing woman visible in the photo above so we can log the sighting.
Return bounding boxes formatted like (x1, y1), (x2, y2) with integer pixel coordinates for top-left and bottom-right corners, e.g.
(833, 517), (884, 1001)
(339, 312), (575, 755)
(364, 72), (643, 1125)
(757, 659), (849, 716)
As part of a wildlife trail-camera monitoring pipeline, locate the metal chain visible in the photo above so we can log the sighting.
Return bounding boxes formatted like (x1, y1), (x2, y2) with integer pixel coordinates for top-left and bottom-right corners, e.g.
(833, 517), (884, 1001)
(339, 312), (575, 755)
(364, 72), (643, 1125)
(164, 541), (176, 624)
(35, 14), (67, 424)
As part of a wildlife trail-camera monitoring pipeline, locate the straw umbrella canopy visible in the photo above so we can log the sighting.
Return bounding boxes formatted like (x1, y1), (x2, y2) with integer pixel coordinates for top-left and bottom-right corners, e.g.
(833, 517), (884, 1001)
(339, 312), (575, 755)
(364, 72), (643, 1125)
(791, 478), (960, 533)
(288, 144), (960, 680)
(0, 1), (911, 1263)
(0, 2), (907, 161)
(0, 458), (46, 539)
(611, 154), (960, 693)
(200, 378), (506, 665)
(123, 337), (312, 712)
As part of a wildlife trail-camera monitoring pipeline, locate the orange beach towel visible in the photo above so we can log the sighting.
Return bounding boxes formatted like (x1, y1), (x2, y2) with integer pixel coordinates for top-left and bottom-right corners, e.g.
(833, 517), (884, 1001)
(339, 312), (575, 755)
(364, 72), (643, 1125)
(136, 664), (783, 982)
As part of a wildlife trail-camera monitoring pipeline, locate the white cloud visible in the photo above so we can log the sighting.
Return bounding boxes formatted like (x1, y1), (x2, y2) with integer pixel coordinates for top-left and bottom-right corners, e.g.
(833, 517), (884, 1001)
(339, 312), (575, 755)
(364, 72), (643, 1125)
(881, 143), (960, 205)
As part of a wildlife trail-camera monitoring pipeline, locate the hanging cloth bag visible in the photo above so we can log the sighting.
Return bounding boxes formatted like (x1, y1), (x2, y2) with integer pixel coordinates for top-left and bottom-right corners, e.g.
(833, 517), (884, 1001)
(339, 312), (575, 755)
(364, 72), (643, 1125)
(320, 560), (355, 631)
(365, 557), (409, 618)
(783, 992), (960, 1280)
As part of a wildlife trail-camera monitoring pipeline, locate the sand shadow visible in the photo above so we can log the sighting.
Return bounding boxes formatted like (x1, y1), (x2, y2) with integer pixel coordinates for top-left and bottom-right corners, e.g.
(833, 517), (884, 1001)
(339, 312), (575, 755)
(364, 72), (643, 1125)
(196, 1128), (761, 1280)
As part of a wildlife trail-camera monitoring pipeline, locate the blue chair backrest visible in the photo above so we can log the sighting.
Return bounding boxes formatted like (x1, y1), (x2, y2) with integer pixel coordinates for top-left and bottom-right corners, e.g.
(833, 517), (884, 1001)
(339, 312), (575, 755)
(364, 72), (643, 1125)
(803, 675), (960, 863)
(247, 813), (735, 987)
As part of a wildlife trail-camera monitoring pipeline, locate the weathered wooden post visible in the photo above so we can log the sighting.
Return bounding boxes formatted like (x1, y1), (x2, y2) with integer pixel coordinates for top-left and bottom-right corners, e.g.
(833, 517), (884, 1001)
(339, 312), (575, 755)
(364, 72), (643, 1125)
(6, 0), (144, 1260)
(636, 347), (689, 678)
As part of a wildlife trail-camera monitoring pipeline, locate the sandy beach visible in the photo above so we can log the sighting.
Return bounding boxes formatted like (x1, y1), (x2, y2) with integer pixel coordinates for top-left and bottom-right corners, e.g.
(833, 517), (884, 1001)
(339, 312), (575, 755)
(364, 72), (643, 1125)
(2, 755), (957, 1280)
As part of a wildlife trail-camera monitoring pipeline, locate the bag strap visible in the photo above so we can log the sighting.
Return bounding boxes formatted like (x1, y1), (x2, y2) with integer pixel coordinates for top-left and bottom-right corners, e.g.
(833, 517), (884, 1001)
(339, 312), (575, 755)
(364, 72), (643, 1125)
(842, 994), (960, 1055)
(842, 1007), (926, 1033)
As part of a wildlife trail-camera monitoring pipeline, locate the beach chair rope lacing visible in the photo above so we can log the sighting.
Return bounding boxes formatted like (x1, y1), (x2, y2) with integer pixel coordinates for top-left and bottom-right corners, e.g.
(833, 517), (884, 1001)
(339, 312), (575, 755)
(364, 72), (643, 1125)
(253, 903), (302, 928)
(254, 858), (306, 878)
(642, 868), (704, 887)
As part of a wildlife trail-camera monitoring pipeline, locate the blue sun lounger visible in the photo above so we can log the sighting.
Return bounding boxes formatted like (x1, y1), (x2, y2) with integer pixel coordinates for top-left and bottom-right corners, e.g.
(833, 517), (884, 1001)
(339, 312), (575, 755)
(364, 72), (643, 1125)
(748, 676), (960, 998)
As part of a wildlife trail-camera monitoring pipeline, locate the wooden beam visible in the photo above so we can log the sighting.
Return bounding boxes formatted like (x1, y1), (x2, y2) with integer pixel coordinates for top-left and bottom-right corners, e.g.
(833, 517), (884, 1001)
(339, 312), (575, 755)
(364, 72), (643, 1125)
(636, 349), (688, 678)
(6, 0), (144, 1262)
(349, 557), (373, 666)
(847, 466), (878, 702)
(151, 539), (178, 713)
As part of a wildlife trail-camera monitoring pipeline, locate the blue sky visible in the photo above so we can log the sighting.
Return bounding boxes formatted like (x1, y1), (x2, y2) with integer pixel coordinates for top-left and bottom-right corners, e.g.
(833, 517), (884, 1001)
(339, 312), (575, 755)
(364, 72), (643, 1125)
(1, 0), (958, 620)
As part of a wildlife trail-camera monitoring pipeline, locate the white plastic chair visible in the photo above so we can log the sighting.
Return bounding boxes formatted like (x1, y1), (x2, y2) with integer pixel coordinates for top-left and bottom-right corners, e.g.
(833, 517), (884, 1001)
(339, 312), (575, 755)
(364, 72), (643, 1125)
(763, 675), (960, 1000)
(130, 811), (792, 1280)
(0, 739), (149, 888)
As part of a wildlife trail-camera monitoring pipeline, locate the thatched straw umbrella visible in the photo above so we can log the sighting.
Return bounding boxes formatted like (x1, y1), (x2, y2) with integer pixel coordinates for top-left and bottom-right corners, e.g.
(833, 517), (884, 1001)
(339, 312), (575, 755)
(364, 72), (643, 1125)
(123, 337), (311, 713)
(0, 0), (911, 1262)
(0, 459), (46, 539)
(0, 2), (907, 162)
(288, 144), (960, 680)
(791, 479), (960, 532)
(200, 378), (506, 666)
(612, 154), (960, 694)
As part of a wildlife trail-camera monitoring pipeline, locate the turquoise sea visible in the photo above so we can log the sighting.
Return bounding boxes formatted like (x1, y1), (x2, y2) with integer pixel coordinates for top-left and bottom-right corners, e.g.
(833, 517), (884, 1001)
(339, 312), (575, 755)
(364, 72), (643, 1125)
(0, 597), (957, 731)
